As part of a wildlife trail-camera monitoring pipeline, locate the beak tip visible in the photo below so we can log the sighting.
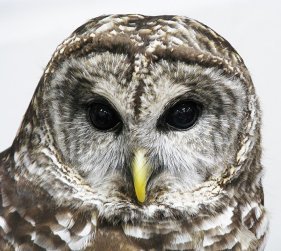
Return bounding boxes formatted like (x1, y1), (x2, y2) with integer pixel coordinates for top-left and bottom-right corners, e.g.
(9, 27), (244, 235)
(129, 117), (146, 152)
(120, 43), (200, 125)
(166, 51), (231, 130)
(135, 184), (146, 203)
(136, 193), (146, 203)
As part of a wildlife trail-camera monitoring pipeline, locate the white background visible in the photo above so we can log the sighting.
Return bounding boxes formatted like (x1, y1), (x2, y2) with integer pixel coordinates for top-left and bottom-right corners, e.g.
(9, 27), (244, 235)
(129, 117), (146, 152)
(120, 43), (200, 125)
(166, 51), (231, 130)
(0, 0), (280, 249)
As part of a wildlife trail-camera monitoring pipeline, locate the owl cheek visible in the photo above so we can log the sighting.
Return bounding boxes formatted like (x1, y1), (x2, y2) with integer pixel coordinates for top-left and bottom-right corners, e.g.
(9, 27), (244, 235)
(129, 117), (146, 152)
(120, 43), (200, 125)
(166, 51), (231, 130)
(160, 151), (212, 187)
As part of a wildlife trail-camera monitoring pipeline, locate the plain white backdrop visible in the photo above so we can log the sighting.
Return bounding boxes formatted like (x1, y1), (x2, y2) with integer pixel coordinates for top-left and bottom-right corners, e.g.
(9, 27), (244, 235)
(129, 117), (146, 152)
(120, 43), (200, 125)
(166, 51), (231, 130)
(0, 0), (280, 249)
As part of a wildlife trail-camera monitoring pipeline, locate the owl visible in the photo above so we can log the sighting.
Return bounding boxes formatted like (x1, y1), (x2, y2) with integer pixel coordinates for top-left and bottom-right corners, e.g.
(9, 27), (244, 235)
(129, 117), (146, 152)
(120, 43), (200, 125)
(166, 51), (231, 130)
(0, 15), (268, 250)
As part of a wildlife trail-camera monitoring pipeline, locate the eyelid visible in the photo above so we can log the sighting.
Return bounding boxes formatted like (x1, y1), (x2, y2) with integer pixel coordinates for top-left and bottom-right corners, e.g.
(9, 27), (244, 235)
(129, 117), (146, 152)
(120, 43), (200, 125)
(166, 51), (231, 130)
(86, 94), (114, 107)
(86, 94), (124, 120)
(161, 97), (203, 118)
(164, 92), (204, 110)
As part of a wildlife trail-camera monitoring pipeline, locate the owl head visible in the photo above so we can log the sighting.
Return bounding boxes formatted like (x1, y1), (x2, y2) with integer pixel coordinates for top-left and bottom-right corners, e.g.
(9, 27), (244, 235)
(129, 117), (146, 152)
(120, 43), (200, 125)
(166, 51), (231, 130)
(13, 15), (262, 223)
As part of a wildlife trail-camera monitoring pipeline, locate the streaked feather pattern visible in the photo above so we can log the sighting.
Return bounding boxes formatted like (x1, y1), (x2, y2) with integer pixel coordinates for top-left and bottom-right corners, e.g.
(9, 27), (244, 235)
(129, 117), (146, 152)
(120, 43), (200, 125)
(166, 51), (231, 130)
(0, 15), (267, 250)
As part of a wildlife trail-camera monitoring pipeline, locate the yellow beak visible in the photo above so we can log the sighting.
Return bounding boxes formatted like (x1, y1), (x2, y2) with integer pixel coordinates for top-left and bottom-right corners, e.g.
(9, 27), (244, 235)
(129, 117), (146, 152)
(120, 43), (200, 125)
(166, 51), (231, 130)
(131, 149), (152, 203)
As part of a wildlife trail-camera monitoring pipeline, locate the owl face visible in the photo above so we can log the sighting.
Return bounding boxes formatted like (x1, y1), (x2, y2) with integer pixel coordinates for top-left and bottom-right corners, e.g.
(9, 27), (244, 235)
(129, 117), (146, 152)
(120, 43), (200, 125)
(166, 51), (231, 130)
(44, 49), (246, 206)
(0, 15), (266, 250)
(16, 13), (260, 223)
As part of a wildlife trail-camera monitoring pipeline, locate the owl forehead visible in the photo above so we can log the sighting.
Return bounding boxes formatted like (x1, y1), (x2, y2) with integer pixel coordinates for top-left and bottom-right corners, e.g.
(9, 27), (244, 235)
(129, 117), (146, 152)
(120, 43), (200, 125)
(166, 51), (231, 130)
(45, 14), (248, 83)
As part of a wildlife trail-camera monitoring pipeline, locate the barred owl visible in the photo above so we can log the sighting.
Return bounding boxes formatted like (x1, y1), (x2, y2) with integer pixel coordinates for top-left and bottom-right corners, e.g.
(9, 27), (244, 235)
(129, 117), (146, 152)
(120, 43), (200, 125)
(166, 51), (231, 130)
(0, 15), (268, 250)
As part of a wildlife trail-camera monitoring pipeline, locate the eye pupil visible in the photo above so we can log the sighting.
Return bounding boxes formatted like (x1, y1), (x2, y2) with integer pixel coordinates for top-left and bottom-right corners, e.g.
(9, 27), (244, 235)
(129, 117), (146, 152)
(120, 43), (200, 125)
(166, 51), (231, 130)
(165, 101), (201, 130)
(89, 103), (121, 131)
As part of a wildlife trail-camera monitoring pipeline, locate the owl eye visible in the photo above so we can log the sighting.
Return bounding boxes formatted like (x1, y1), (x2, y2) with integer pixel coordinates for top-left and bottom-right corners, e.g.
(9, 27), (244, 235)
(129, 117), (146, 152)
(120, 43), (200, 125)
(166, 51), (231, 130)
(164, 101), (201, 130)
(89, 102), (121, 131)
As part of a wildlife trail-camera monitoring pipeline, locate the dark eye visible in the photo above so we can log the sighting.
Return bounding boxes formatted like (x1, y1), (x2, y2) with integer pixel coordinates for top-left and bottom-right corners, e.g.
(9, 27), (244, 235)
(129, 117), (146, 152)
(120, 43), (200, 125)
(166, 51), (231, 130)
(89, 102), (121, 131)
(164, 101), (201, 130)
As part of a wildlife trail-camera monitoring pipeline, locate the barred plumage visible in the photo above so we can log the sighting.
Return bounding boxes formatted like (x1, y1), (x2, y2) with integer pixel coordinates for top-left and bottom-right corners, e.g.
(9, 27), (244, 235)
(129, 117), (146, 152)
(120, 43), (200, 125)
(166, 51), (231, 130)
(0, 14), (267, 250)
